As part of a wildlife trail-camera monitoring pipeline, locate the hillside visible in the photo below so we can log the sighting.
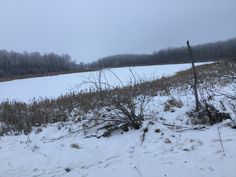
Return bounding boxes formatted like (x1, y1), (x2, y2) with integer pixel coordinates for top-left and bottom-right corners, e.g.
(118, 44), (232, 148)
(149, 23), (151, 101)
(0, 60), (236, 177)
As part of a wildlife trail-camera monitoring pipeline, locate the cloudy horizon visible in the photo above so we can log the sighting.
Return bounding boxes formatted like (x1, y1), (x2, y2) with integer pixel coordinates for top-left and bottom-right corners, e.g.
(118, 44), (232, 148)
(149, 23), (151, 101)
(0, 0), (236, 62)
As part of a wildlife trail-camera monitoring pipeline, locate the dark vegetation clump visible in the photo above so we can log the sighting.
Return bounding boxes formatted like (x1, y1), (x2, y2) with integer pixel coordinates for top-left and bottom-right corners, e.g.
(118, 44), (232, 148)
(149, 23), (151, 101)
(164, 98), (183, 112)
(188, 103), (231, 125)
(64, 168), (71, 172)
(155, 128), (161, 133)
(140, 127), (149, 143)
(143, 127), (149, 133)
(122, 125), (129, 132)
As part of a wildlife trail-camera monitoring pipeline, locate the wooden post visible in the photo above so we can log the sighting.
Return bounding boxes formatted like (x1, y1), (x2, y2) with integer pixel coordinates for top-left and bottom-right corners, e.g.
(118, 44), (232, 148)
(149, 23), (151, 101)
(187, 40), (200, 111)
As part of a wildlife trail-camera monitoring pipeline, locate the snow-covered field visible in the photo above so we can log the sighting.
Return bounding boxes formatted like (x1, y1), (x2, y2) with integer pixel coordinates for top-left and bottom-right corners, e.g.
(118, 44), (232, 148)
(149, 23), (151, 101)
(0, 89), (235, 177)
(0, 63), (207, 103)
(1, 62), (235, 177)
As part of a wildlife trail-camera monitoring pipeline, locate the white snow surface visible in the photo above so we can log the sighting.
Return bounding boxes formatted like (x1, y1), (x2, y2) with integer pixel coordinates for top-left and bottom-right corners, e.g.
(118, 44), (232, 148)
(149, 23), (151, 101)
(0, 63), (207, 103)
(0, 86), (236, 177)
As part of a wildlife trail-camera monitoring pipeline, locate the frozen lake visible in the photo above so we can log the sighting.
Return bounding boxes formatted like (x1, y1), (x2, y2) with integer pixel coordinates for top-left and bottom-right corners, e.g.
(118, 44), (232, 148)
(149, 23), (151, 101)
(0, 63), (207, 102)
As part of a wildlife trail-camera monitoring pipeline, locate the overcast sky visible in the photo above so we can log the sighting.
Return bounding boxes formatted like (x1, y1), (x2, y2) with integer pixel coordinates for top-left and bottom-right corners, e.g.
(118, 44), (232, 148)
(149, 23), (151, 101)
(0, 0), (235, 62)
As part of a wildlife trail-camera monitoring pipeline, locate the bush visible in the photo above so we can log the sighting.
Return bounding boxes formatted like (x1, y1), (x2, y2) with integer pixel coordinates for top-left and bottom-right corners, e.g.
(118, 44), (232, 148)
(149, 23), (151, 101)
(79, 87), (151, 137)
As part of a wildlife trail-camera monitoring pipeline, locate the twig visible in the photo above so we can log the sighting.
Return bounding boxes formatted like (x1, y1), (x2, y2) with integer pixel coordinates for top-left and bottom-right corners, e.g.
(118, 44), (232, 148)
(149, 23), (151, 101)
(175, 126), (208, 132)
(109, 70), (125, 87)
(133, 166), (143, 177)
(161, 123), (188, 129)
(129, 67), (138, 85)
(140, 126), (149, 144)
(161, 123), (208, 132)
(216, 123), (226, 156)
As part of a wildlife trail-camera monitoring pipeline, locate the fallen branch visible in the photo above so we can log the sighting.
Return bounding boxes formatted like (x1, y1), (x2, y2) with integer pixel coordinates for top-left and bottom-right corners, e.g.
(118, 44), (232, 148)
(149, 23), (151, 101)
(175, 125), (208, 132)
(162, 123), (188, 129)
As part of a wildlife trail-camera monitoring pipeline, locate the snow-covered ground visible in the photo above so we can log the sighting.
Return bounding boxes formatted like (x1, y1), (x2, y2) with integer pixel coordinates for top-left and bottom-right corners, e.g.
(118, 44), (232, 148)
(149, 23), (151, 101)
(0, 63), (207, 103)
(1, 62), (235, 177)
(0, 86), (236, 177)
(1, 123), (235, 177)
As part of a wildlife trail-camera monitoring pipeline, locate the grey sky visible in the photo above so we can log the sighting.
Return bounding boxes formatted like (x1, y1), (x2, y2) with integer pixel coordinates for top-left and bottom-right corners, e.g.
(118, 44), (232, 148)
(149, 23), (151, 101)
(0, 0), (235, 62)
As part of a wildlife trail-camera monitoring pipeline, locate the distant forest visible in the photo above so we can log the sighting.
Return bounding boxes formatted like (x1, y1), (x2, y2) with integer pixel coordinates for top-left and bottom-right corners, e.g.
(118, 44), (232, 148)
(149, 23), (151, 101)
(0, 38), (236, 80)
(0, 51), (82, 79)
(88, 38), (236, 68)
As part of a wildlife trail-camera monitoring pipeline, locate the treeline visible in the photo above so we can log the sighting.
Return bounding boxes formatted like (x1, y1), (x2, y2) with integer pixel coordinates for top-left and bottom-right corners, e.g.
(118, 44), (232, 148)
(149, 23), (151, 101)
(0, 51), (81, 78)
(1, 38), (236, 79)
(88, 38), (236, 68)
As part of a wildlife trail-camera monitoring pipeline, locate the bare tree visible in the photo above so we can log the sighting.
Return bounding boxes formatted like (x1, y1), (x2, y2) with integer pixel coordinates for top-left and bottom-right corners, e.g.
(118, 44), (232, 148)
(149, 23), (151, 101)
(187, 40), (201, 112)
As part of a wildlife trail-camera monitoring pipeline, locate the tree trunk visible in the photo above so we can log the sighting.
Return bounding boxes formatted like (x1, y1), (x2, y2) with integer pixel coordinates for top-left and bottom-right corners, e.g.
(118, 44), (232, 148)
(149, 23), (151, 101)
(187, 40), (200, 111)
